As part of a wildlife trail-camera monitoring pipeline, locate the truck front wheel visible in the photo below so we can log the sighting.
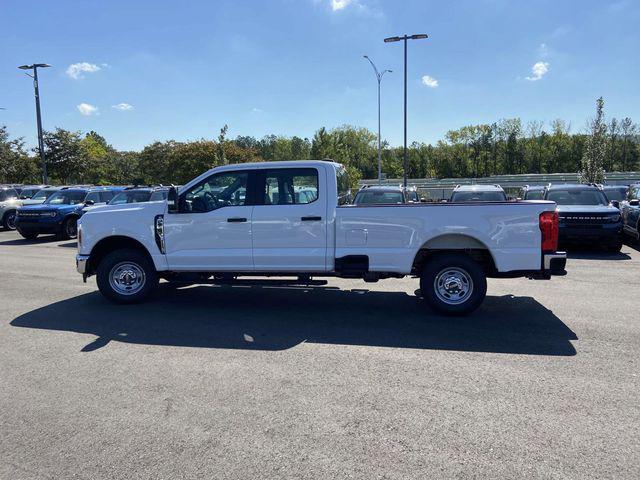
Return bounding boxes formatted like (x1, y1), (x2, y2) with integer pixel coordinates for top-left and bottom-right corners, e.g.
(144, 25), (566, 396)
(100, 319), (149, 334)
(420, 253), (487, 316)
(96, 248), (158, 304)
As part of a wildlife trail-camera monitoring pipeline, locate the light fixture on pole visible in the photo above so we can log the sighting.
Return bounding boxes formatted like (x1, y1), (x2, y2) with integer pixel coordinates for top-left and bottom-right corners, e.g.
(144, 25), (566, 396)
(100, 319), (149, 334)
(18, 63), (51, 184)
(384, 34), (428, 187)
(363, 55), (392, 184)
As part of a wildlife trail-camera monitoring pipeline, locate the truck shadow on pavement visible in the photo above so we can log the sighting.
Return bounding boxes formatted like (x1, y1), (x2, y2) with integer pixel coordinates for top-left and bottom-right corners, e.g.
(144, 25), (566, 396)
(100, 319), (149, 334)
(11, 284), (577, 356)
(565, 246), (632, 261)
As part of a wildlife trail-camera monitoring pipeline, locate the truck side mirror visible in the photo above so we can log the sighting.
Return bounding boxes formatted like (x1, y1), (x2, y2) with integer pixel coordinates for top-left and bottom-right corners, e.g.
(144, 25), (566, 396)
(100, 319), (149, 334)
(167, 186), (179, 213)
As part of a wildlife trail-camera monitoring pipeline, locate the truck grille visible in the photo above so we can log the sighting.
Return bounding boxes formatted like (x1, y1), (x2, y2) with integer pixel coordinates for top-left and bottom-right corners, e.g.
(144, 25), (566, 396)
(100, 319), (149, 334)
(559, 214), (616, 227)
(17, 210), (54, 218)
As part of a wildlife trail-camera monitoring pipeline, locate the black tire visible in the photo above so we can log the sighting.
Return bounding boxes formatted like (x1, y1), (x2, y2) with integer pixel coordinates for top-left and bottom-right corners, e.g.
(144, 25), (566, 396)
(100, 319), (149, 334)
(419, 253), (487, 316)
(96, 248), (158, 304)
(2, 210), (17, 230)
(18, 230), (38, 240)
(60, 217), (78, 240)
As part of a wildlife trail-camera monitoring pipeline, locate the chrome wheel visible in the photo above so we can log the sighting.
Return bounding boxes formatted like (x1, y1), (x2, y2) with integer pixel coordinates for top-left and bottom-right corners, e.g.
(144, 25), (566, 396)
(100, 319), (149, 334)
(6, 212), (16, 230)
(65, 218), (77, 238)
(108, 262), (146, 296)
(433, 267), (474, 305)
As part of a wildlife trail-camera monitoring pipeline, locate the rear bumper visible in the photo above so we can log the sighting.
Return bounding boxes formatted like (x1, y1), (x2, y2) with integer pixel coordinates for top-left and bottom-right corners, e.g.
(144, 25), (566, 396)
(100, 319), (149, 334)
(544, 252), (567, 276)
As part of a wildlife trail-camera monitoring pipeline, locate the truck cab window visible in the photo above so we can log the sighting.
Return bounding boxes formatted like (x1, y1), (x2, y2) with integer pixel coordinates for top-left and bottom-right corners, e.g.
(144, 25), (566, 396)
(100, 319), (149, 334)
(336, 166), (352, 205)
(181, 171), (248, 213)
(263, 168), (318, 205)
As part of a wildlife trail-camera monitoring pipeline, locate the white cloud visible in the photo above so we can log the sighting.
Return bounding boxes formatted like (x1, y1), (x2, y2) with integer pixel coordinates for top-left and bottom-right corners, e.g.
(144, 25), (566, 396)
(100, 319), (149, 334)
(421, 75), (439, 88)
(77, 103), (99, 116)
(251, 107), (263, 113)
(66, 62), (101, 80)
(112, 103), (133, 111)
(331, 0), (352, 10)
(525, 61), (550, 81)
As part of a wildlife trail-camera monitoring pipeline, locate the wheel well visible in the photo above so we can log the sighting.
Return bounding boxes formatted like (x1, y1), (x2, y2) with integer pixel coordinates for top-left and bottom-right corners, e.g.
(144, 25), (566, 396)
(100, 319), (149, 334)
(2, 208), (16, 221)
(411, 247), (497, 276)
(88, 236), (153, 276)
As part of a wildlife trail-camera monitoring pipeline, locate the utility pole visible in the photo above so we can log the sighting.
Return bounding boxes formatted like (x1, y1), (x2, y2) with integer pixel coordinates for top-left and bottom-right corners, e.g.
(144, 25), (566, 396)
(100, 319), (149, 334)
(18, 63), (51, 184)
(384, 34), (428, 187)
(363, 56), (392, 184)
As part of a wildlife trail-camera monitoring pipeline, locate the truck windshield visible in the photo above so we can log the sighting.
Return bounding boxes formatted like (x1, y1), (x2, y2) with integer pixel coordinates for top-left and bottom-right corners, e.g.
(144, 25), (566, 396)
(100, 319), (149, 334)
(450, 191), (507, 202)
(46, 191), (87, 205)
(354, 191), (404, 204)
(546, 189), (608, 206)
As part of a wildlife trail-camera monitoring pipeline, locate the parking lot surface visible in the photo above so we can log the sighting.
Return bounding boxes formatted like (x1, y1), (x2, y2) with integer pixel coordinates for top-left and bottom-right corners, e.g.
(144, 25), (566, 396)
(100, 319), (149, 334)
(1, 229), (639, 479)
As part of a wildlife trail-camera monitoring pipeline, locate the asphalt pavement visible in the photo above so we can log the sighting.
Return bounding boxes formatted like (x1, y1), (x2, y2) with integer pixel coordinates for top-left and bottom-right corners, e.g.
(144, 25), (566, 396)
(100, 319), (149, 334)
(0, 229), (638, 479)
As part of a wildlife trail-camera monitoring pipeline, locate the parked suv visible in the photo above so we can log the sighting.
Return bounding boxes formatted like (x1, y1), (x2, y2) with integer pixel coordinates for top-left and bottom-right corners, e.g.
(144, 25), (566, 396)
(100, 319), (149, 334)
(621, 182), (640, 242)
(600, 185), (628, 207)
(543, 183), (623, 251)
(353, 185), (408, 205)
(17, 185), (49, 200)
(449, 184), (507, 203)
(0, 186), (20, 230)
(108, 186), (169, 205)
(15, 186), (123, 240)
(521, 185), (545, 200)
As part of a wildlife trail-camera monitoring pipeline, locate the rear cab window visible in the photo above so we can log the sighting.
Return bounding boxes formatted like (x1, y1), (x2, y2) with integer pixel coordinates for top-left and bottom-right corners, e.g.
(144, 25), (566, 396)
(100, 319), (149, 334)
(262, 168), (318, 205)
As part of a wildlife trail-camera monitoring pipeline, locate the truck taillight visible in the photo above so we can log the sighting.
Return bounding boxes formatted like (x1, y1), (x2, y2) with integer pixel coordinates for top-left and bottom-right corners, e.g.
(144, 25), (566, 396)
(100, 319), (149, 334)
(539, 211), (559, 253)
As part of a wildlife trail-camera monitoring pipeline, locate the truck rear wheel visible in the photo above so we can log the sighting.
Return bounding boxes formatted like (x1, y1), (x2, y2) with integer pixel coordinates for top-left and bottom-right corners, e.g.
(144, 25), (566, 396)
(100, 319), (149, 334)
(96, 248), (158, 304)
(420, 253), (487, 316)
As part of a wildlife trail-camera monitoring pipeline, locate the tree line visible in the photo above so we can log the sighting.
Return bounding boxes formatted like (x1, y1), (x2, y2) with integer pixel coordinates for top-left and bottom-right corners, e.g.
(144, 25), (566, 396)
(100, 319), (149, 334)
(1, 98), (638, 187)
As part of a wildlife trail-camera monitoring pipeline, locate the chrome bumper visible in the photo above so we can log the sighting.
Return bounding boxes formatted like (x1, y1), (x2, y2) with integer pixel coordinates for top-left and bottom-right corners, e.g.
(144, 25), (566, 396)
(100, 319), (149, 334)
(76, 254), (90, 275)
(543, 252), (567, 275)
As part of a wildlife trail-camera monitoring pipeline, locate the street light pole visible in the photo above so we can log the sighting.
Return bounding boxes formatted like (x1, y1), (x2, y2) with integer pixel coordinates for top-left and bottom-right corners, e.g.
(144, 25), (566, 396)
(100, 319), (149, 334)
(19, 63), (51, 184)
(384, 34), (428, 187)
(363, 56), (392, 184)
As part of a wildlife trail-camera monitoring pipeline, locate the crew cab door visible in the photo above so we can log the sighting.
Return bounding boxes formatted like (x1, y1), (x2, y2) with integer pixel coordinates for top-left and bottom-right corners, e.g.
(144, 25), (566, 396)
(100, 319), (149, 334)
(251, 167), (328, 271)
(163, 170), (254, 271)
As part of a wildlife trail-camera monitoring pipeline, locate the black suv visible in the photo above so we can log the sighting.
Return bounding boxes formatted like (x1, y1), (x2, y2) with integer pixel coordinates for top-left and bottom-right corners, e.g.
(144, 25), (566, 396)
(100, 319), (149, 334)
(543, 184), (623, 251)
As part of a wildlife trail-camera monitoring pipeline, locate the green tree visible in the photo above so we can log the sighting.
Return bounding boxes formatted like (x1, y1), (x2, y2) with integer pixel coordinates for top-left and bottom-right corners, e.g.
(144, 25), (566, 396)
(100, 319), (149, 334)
(42, 128), (85, 183)
(580, 97), (607, 184)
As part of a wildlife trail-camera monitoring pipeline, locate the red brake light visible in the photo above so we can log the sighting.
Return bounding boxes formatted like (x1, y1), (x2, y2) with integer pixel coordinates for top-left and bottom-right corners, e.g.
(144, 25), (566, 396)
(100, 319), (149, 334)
(539, 211), (559, 253)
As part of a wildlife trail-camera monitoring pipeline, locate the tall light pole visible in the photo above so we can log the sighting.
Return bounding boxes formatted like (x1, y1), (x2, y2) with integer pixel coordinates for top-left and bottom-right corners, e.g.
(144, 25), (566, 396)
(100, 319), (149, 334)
(18, 63), (51, 184)
(363, 56), (392, 184)
(384, 34), (428, 187)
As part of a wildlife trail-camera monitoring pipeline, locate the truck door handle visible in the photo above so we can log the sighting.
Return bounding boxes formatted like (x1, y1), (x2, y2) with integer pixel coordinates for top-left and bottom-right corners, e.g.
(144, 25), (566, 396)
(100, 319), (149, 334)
(227, 217), (247, 223)
(301, 216), (322, 221)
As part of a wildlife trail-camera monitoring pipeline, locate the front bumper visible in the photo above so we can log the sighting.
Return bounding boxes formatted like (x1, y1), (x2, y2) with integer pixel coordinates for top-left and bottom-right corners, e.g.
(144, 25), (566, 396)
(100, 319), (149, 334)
(15, 217), (64, 235)
(558, 222), (622, 245)
(76, 254), (90, 275)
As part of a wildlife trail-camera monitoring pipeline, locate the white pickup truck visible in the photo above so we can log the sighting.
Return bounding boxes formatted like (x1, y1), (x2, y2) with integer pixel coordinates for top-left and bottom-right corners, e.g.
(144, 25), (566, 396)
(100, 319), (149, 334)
(76, 160), (566, 315)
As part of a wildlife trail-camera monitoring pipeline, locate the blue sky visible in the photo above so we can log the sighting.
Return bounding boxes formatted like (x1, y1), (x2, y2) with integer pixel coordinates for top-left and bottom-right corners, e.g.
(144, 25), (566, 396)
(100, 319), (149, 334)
(2, 0), (639, 151)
